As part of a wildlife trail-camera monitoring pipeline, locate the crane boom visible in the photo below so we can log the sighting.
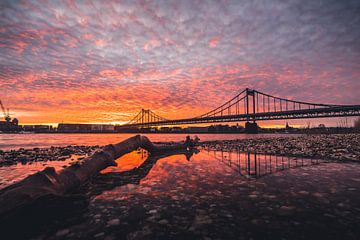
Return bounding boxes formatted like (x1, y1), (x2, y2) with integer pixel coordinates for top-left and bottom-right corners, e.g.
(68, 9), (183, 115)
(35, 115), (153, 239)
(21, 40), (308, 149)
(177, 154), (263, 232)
(0, 100), (11, 121)
(0, 100), (6, 117)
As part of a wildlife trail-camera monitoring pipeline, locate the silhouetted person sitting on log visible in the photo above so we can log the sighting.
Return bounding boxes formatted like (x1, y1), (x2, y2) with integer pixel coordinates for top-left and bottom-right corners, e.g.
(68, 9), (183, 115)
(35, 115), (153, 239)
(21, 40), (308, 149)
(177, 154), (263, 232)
(185, 135), (199, 148)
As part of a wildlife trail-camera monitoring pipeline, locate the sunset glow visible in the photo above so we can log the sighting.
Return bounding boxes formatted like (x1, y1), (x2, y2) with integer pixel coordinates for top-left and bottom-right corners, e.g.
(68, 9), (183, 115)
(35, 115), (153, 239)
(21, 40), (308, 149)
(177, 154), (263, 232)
(1, 0), (359, 126)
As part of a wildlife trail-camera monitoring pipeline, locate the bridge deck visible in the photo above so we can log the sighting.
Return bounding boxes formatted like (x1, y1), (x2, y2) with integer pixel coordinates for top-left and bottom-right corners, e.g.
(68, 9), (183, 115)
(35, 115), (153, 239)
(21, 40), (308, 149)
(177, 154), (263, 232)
(123, 105), (360, 127)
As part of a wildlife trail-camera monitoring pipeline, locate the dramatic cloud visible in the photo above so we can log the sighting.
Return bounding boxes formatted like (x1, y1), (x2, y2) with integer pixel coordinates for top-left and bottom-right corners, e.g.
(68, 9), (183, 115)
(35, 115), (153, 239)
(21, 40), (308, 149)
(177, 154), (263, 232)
(0, 0), (359, 126)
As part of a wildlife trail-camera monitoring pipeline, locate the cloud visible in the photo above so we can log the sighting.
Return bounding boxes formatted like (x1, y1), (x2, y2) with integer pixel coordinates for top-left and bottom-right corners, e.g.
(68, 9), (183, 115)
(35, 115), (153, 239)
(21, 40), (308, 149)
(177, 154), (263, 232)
(209, 36), (220, 48)
(0, 0), (359, 126)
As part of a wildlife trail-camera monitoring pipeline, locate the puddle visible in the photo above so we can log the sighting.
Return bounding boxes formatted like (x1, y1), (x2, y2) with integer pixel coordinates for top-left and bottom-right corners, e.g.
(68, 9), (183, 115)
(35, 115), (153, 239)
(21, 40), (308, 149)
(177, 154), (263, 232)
(1, 149), (360, 239)
(0, 154), (84, 188)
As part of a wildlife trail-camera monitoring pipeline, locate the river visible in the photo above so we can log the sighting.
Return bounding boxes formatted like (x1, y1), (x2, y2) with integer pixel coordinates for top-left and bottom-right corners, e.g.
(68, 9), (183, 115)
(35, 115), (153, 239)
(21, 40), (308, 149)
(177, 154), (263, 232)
(0, 133), (298, 151)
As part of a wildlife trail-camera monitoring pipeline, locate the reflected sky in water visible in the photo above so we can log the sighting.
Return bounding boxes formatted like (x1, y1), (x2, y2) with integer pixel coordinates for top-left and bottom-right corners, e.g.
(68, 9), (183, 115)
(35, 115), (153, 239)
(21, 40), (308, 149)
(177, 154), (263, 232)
(77, 149), (360, 240)
(1, 149), (360, 239)
(93, 150), (325, 202)
(0, 154), (82, 188)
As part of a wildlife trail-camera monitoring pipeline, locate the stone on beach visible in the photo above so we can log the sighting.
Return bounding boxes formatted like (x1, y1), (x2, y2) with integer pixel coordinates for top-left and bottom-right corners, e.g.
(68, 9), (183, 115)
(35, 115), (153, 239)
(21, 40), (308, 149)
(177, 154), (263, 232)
(200, 134), (360, 161)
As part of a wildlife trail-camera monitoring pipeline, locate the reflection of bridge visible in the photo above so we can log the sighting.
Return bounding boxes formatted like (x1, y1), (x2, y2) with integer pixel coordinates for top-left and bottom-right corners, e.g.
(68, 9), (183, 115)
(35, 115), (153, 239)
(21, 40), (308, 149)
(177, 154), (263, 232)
(209, 149), (321, 179)
(123, 88), (360, 133)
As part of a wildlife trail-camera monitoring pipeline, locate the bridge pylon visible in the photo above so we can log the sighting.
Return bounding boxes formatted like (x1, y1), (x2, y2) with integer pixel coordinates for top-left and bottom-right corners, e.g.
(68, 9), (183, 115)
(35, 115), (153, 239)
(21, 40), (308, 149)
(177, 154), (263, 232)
(245, 88), (259, 133)
(245, 122), (259, 134)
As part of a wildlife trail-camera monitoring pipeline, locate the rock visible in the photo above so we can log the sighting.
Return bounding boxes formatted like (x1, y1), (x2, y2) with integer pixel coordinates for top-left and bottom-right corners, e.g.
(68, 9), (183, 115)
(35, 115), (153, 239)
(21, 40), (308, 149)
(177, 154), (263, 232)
(158, 219), (169, 225)
(278, 206), (295, 216)
(298, 191), (309, 195)
(190, 212), (212, 230)
(107, 219), (120, 226)
(94, 232), (105, 238)
(148, 209), (157, 214)
(56, 229), (70, 237)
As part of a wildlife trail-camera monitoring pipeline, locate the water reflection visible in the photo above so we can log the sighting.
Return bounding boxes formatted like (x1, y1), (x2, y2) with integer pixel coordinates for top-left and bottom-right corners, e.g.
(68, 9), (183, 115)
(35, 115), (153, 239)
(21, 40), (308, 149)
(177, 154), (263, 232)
(0, 155), (83, 188)
(82, 149), (199, 197)
(208, 149), (322, 178)
(2, 147), (360, 240)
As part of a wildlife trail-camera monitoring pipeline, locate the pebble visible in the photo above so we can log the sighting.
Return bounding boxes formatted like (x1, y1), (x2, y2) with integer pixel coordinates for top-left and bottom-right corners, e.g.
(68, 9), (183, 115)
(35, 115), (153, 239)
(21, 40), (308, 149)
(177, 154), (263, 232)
(55, 229), (70, 237)
(158, 219), (169, 225)
(298, 191), (309, 195)
(107, 219), (120, 226)
(94, 232), (105, 238)
(0, 145), (99, 166)
(148, 209), (157, 214)
(278, 206), (295, 216)
(200, 134), (360, 161)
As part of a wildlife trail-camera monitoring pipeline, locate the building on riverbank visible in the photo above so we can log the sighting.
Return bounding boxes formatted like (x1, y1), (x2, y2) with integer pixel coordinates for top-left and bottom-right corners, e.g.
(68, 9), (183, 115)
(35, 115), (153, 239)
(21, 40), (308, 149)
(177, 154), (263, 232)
(0, 120), (22, 133)
(57, 123), (115, 133)
(22, 125), (54, 133)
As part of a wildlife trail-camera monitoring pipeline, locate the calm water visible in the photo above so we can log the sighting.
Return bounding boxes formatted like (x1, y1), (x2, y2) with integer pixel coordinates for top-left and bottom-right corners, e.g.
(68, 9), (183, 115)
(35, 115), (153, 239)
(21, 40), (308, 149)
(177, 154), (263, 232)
(0, 133), (297, 151)
(1, 148), (360, 239)
(0, 149), (320, 189)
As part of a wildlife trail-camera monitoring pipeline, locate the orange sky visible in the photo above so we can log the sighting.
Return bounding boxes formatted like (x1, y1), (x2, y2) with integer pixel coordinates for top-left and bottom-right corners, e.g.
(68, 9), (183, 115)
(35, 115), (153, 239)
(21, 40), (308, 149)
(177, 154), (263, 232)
(1, 1), (359, 127)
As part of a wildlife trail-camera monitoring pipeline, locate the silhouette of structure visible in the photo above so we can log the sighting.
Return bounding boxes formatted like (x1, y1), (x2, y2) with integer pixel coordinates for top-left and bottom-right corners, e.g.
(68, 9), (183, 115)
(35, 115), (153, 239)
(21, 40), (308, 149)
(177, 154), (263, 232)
(123, 88), (360, 133)
(209, 149), (321, 179)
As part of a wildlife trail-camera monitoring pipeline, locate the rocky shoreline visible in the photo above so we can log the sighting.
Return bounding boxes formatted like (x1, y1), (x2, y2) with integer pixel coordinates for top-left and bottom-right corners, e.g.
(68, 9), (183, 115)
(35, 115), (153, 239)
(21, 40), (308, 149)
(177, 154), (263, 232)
(0, 134), (359, 166)
(200, 134), (360, 161)
(0, 145), (100, 166)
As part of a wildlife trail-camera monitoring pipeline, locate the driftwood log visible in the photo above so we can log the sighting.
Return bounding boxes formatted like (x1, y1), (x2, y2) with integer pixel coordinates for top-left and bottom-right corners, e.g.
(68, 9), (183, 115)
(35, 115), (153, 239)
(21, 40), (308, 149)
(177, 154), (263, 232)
(0, 135), (198, 238)
(82, 149), (198, 198)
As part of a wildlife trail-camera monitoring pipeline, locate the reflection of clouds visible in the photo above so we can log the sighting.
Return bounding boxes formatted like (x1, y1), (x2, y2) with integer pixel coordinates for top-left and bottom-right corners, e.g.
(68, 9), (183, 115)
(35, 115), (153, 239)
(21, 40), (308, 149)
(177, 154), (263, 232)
(0, 0), (359, 124)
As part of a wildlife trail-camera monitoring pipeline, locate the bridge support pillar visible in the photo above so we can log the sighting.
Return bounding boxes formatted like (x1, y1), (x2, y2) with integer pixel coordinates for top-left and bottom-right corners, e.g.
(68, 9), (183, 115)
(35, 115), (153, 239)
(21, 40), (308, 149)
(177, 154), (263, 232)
(245, 121), (258, 134)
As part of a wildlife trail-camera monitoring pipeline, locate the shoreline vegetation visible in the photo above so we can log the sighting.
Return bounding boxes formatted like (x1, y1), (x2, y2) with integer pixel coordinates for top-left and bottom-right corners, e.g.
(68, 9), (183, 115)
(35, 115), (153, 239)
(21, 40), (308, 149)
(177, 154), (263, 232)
(0, 134), (359, 167)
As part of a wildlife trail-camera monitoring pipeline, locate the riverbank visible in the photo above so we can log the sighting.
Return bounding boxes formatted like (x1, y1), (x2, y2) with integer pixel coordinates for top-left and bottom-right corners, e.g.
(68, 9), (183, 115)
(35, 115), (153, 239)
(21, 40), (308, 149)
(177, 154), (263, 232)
(1, 135), (360, 239)
(0, 145), (99, 166)
(200, 134), (360, 161)
(1, 134), (359, 166)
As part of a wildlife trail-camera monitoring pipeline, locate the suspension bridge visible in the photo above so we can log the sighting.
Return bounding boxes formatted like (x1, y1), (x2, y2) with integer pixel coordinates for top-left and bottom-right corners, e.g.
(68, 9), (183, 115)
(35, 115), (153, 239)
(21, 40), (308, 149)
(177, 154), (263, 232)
(122, 88), (360, 133)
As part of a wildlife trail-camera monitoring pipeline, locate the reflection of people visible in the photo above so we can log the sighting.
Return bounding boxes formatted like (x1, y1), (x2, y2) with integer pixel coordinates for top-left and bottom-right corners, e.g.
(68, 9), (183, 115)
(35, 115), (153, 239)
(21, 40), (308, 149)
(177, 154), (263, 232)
(184, 135), (200, 148)
(185, 135), (191, 144)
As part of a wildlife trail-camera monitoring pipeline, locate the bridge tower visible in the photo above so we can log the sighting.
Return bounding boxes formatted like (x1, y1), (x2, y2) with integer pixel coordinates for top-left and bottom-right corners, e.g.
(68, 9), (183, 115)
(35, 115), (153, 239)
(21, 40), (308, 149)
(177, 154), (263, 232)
(245, 88), (259, 133)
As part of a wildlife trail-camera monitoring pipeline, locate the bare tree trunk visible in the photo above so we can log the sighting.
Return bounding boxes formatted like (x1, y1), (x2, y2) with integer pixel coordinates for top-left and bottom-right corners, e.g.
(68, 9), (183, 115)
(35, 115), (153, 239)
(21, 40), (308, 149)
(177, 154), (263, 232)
(0, 135), (196, 221)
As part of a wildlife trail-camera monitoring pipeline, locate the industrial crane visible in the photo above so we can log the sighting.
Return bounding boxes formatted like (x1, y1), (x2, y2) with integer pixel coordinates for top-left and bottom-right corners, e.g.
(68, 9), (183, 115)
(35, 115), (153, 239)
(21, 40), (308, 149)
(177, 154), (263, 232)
(0, 100), (11, 122)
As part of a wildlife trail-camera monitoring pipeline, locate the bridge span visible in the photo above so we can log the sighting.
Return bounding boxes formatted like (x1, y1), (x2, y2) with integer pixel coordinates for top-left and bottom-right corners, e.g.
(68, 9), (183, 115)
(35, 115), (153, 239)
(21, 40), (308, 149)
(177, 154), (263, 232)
(122, 88), (360, 133)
